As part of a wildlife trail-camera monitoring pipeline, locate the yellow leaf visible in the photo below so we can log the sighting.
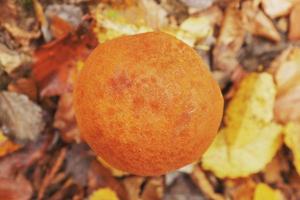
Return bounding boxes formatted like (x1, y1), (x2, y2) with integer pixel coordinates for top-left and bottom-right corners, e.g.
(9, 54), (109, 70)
(253, 183), (283, 200)
(89, 188), (119, 200)
(202, 73), (282, 178)
(283, 122), (300, 175)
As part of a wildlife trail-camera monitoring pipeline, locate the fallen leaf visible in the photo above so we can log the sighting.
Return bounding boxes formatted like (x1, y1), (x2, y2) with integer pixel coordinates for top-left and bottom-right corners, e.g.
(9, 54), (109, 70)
(88, 160), (128, 200)
(263, 151), (289, 184)
(0, 0), (40, 46)
(253, 183), (284, 200)
(139, 0), (168, 29)
(0, 91), (45, 142)
(141, 177), (163, 200)
(89, 187), (120, 200)
(180, 0), (215, 9)
(0, 174), (33, 200)
(191, 166), (224, 200)
(0, 43), (30, 73)
(261, 0), (293, 18)
(213, 3), (245, 73)
(202, 73), (283, 178)
(45, 4), (83, 40)
(224, 178), (256, 200)
(269, 47), (300, 123)
(0, 130), (20, 157)
(32, 21), (98, 96)
(288, 3), (300, 41)
(8, 78), (37, 101)
(283, 122), (300, 175)
(66, 144), (93, 186)
(122, 176), (145, 200)
(242, 1), (281, 42)
(54, 92), (80, 143)
(164, 173), (205, 200)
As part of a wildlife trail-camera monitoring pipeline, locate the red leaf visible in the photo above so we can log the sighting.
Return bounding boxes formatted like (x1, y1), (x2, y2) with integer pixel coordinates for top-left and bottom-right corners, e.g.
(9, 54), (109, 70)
(32, 21), (98, 97)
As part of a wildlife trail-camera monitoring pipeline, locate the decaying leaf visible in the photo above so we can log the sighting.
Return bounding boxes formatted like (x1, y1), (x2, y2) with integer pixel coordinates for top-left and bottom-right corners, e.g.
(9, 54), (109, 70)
(289, 3), (300, 41)
(202, 73), (282, 178)
(0, 130), (20, 157)
(213, 3), (245, 73)
(89, 187), (120, 200)
(283, 123), (300, 175)
(33, 22), (98, 96)
(261, 0), (293, 18)
(0, 91), (45, 142)
(54, 92), (80, 143)
(269, 47), (300, 123)
(0, 43), (30, 73)
(242, 1), (281, 42)
(253, 183), (284, 200)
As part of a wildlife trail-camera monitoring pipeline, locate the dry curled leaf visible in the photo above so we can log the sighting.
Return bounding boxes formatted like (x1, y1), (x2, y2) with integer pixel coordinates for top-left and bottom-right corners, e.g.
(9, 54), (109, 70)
(253, 183), (284, 200)
(283, 123), (300, 175)
(289, 3), (300, 41)
(224, 178), (256, 200)
(269, 47), (300, 123)
(0, 91), (45, 142)
(123, 176), (145, 200)
(242, 1), (281, 42)
(213, 3), (245, 74)
(202, 73), (282, 178)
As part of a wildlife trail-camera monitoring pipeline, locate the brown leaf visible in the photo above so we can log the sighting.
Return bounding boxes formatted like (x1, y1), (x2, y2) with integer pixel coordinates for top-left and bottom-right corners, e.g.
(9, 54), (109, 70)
(191, 166), (224, 200)
(0, 174), (33, 200)
(54, 92), (80, 143)
(0, 91), (45, 142)
(289, 3), (300, 41)
(224, 178), (256, 200)
(141, 177), (163, 200)
(123, 176), (145, 200)
(8, 78), (38, 101)
(213, 2), (245, 74)
(242, 1), (281, 42)
(32, 21), (98, 97)
(263, 151), (289, 185)
(0, 0), (40, 46)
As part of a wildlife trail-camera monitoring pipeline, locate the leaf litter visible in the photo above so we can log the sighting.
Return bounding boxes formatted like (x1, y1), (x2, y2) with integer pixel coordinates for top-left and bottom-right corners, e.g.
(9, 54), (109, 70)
(1, 0), (300, 199)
